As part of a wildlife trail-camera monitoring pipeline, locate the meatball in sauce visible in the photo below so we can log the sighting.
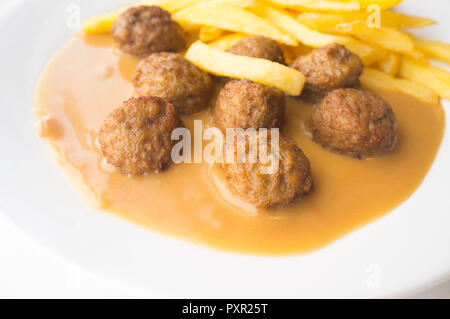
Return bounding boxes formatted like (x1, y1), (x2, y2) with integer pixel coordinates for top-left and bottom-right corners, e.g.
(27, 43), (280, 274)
(311, 88), (398, 159)
(99, 96), (183, 175)
(132, 52), (213, 115)
(291, 43), (363, 94)
(213, 79), (285, 131)
(112, 6), (186, 57)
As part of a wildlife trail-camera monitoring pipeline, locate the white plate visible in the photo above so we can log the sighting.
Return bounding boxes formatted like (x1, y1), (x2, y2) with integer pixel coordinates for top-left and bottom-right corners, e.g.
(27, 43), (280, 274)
(0, 0), (449, 298)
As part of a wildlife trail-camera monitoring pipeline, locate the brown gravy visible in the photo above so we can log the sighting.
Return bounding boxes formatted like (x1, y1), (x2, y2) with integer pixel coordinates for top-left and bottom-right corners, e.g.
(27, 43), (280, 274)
(34, 35), (446, 255)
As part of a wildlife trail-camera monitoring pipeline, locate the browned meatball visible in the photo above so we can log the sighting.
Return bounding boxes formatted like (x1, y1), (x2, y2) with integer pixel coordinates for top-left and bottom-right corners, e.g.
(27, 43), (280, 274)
(221, 131), (313, 209)
(311, 88), (397, 158)
(111, 6), (186, 57)
(227, 36), (286, 65)
(132, 52), (213, 115)
(290, 43), (363, 94)
(213, 80), (285, 131)
(99, 96), (182, 175)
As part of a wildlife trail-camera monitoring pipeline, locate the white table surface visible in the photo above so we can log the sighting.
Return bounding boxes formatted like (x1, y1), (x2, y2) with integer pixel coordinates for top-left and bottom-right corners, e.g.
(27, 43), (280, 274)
(0, 0), (449, 299)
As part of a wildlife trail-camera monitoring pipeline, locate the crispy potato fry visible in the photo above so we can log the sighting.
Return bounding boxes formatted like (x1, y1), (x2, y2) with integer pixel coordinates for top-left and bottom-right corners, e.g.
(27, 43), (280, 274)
(199, 26), (223, 42)
(213, 0), (256, 8)
(361, 67), (439, 104)
(353, 0), (402, 10)
(414, 37), (450, 65)
(373, 52), (400, 75)
(398, 57), (450, 99)
(250, 2), (346, 47)
(81, 0), (202, 35)
(185, 41), (305, 95)
(250, 2), (384, 65)
(297, 11), (436, 31)
(266, 0), (361, 11)
(343, 37), (386, 66)
(333, 22), (422, 58)
(173, 2), (297, 45)
(209, 33), (248, 51)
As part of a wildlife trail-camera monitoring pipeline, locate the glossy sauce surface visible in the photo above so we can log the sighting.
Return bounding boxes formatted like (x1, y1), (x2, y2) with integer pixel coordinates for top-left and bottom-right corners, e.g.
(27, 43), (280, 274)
(34, 35), (445, 255)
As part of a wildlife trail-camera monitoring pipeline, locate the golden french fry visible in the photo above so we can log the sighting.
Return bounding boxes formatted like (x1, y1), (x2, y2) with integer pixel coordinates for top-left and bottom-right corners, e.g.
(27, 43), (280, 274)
(414, 37), (450, 65)
(81, 0), (202, 35)
(173, 2), (297, 45)
(185, 41), (305, 95)
(209, 33), (248, 51)
(199, 26), (223, 42)
(213, 0), (256, 8)
(398, 57), (450, 99)
(250, 2), (346, 48)
(297, 11), (436, 31)
(373, 52), (400, 75)
(250, 2), (384, 65)
(343, 37), (386, 66)
(266, 0), (361, 11)
(334, 22), (416, 54)
(361, 67), (439, 104)
(355, 0), (403, 10)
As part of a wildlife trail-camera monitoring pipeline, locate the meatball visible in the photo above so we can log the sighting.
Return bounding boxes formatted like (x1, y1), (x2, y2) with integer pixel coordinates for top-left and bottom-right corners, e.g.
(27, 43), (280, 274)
(132, 52), (213, 115)
(111, 6), (186, 57)
(99, 96), (182, 175)
(311, 88), (397, 158)
(227, 36), (286, 64)
(213, 80), (285, 131)
(290, 43), (363, 94)
(221, 131), (313, 209)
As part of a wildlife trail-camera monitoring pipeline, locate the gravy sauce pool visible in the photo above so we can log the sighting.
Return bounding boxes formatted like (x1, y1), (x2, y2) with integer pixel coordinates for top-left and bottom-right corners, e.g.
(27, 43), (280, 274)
(34, 35), (445, 255)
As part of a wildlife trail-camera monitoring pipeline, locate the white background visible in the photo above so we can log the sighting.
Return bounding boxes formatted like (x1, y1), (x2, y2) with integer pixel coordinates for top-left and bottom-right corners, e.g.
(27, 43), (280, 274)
(0, 0), (449, 299)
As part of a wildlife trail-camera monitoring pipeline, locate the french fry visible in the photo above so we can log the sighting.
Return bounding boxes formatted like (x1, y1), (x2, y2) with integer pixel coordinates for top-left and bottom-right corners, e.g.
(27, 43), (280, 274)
(266, 0), (361, 11)
(173, 2), (297, 45)
(333, 22), (416, 55)
(81, 0), (203, 35)
(250, 2), (346, 48)
(414, 37), (450, 65)
(360, 67), (440, 104)
(213, 0), (256, 8)
(185, 41), (305, 95)
(343, 37), (386, 66)
(373, 51), (400, 75)
(297, 11), (436, 31)
(199, 26), (223, 42)
(250, 2), (384, 65)
(353, 0), (403, 10)
(398, 57), (450, 99)
(209, 33), (248, 51)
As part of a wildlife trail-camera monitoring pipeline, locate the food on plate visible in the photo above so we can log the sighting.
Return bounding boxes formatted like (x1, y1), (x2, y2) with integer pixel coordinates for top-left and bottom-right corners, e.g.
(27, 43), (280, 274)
(111, 5), (186, 57)
(185, 41), (305, 95)
(33, 0), (449, 254)
(220, 131), (313, 209)
(290, 43), (363, 94)
(227, 35), (286, 64)
(311, 88), (397, 159)
(132, 52), (213, 115)
(213, 79), (285, 131)
(99, 96), (183, 175)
